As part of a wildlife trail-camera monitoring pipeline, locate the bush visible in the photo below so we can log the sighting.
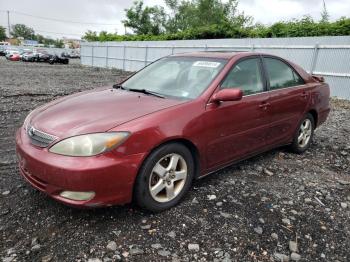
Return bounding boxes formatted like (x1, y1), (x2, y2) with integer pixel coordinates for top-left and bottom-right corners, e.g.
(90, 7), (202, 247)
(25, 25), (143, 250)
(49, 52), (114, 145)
(83, 17), (350, 42)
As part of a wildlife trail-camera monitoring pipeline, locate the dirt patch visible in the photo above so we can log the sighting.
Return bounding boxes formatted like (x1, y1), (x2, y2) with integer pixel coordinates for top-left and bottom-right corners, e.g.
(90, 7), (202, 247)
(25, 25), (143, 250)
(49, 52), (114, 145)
(0, 57), (349, 262)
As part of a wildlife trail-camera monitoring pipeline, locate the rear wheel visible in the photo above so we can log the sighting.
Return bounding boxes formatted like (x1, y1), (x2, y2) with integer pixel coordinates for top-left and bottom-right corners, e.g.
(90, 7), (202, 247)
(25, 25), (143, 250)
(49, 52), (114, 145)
(290, 113), (315, 153)
(134, 143), (194, 212)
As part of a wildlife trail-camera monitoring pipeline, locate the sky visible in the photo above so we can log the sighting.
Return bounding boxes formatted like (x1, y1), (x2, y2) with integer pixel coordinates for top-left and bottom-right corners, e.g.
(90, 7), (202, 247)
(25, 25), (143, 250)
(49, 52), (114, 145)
(0, 0), (349, 39)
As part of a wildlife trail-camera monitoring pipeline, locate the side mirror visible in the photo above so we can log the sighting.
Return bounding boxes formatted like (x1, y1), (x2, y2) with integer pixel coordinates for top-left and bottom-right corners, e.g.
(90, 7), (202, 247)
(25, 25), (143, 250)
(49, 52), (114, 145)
(211, 88), (243, 103)
(312, 75), (325, 83)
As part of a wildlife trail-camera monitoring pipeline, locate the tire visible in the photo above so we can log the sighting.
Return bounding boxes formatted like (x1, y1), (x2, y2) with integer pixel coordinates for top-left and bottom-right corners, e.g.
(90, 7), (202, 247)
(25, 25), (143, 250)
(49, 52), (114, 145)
(134, 143), (194, 212)
(290, 113), (315, 154)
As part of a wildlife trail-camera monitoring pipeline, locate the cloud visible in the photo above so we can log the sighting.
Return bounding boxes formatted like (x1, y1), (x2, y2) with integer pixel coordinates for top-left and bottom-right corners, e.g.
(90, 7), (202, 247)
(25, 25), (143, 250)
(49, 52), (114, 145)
(0, 0), (349, 39)
(239, 0), (350, 24)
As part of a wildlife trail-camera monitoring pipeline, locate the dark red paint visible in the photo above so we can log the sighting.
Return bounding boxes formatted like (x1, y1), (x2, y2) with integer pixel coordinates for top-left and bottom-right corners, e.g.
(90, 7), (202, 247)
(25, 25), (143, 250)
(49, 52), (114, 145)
(16, 52), (330, 207)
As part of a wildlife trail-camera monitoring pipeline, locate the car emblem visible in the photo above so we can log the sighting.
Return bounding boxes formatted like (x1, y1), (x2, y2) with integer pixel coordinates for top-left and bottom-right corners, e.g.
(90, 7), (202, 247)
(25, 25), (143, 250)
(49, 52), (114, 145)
(28, 126), (36, 136)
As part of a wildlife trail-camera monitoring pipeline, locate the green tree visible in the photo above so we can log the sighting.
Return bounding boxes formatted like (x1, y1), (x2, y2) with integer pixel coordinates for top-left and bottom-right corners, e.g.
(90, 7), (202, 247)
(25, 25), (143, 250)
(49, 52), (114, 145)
(83, 30), (100, 41)
(82, 0), (350, 42)
(164, 0), (251, 33)
(320, 0), (330, 23)
(54, 39), (64, 48)
(11, 24), (35, 39)
(0, 26), (7, 41)
(122, 1), (167, 35)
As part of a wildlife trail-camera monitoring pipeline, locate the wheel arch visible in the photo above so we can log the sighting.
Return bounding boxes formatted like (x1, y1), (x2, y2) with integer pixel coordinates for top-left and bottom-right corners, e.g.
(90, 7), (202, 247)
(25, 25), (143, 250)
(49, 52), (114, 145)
(150, 138), (200, 179)
(308, 109), (318, 127)
(134, 137), (201, 186)
(131, 137), (201, 205)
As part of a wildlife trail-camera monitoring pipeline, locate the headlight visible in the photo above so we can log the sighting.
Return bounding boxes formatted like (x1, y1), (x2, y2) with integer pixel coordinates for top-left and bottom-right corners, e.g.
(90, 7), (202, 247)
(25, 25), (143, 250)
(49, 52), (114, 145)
(49, 132), (130, 156)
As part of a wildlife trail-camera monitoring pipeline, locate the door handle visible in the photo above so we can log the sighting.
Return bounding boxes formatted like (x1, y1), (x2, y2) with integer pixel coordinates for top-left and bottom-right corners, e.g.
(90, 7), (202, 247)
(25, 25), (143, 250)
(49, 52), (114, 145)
(259, 102), (270, 109)
(301, 92), (308, 98)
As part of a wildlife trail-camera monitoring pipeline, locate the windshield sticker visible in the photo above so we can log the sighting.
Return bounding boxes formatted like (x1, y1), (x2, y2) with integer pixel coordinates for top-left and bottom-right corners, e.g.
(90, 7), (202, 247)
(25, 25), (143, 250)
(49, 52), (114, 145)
(193, 61), (220, 68)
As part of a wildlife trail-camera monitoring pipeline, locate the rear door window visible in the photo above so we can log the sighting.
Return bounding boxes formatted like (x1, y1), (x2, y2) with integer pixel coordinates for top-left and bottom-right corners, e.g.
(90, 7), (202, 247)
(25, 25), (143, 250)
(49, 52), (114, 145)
(264, 57), (305, 90)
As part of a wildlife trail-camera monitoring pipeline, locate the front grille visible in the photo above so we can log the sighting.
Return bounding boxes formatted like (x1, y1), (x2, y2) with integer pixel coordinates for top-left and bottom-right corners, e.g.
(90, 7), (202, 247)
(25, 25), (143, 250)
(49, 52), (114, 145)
(27, 125), (57, 147)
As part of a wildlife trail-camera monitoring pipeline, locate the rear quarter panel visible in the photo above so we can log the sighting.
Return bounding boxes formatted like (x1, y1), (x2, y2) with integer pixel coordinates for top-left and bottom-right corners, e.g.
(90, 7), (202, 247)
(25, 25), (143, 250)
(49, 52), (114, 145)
(308, 81), (331, 127)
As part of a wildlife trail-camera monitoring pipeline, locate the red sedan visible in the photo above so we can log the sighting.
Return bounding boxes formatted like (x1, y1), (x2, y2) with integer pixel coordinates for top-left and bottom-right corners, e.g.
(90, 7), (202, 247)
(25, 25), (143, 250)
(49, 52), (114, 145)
(8, 53), (21, 61)
(16, 52), (330, 211)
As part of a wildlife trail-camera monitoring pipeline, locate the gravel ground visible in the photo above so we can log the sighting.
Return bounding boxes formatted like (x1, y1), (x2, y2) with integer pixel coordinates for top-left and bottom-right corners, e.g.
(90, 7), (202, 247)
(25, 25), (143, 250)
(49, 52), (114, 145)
(0, 57), (349, 262)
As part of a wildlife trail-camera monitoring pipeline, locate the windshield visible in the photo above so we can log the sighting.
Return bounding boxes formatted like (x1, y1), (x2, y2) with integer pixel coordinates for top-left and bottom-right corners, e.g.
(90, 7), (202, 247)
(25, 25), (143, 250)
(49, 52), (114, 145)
(122, 57), (227, 99)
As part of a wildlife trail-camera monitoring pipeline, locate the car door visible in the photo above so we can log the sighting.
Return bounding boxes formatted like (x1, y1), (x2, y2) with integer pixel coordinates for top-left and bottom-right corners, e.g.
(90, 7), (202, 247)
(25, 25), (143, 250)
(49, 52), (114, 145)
(203, 57), (271, 170)
(262, 56), (310, 146)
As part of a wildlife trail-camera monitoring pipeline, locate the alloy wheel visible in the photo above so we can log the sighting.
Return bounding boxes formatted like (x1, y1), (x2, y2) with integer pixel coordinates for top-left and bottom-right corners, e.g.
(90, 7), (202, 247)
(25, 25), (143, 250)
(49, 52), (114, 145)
(298, 118), (312, 148)
(149, 153), (188, 203)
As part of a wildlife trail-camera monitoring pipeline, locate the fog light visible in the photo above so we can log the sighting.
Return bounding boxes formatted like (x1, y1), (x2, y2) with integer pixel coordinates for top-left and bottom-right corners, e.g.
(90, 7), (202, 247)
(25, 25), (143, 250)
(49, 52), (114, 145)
(59, 191), (95, 201)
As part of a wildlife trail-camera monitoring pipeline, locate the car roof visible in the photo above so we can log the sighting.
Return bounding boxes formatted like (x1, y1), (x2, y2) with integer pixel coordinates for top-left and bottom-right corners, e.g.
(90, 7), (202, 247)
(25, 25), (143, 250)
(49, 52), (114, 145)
(170, 51), (261, 60)
(170, 51), (312, 82)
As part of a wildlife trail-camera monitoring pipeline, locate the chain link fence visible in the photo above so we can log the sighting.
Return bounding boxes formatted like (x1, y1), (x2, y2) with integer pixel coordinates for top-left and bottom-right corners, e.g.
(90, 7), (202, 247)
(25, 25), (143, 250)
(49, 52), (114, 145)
(81, 36), (350, 100)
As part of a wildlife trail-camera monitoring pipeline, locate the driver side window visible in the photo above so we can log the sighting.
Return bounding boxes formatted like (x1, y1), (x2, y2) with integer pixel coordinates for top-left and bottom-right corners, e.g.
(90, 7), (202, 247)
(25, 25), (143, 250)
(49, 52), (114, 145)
(221, 58), (264, 96)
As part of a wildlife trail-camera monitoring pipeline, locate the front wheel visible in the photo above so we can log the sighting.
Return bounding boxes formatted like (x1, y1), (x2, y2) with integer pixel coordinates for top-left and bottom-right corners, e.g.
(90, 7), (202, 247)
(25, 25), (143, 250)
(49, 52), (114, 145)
(290, 113), (315, 153)
(134, 143), (194, 212)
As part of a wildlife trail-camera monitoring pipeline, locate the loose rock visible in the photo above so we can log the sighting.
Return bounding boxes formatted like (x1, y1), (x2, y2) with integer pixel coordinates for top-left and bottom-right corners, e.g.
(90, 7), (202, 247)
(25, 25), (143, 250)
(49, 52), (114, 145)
(167, 231), (176, 238)
(274, 253), (289, 262)
(106, 241), (117, 251)
(289, 241), (298, 252)
(290, 252), (301, 261)
(158, 250), (171, 257)
(207, 195), (217, 200)
(188, 244), (200, 251)
(282, 218), (291, 225)
(340, 202), (347, 209)
(254, 226), (263, 235)
(271, 233), (278, 240)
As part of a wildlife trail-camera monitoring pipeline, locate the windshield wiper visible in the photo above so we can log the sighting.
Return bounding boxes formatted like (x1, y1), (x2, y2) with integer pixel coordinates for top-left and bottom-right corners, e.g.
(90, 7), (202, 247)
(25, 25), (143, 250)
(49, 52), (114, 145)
(127, 88), (165, 98)
(112, 84), (126, 90)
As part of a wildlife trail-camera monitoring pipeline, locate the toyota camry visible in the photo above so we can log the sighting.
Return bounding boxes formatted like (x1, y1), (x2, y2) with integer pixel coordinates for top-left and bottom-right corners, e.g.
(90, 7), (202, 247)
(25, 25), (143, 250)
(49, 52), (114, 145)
(16, 52), (330, 211)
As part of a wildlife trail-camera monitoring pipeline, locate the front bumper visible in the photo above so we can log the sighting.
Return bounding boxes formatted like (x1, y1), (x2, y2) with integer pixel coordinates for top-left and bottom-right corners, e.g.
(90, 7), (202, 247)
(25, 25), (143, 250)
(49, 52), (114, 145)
(16, 127), (146, 208)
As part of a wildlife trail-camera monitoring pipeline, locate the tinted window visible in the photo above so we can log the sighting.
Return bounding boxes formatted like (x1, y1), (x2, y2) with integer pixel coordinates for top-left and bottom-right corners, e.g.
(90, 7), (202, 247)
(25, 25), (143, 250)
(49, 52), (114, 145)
(221, 58), (264, 96)
(264, 58), (304, 90)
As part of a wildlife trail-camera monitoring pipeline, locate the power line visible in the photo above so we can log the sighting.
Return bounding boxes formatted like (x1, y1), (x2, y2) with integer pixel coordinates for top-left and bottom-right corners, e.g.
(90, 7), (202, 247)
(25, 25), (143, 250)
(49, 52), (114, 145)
(0, 9), (118, 26)
(1, 25), (83, 38)
(34, 29), (82, 37)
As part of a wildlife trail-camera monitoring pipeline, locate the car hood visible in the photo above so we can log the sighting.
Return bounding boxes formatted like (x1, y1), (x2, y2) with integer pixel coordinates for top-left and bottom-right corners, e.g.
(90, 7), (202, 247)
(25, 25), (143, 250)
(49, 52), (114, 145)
(30, 87), (185, 138)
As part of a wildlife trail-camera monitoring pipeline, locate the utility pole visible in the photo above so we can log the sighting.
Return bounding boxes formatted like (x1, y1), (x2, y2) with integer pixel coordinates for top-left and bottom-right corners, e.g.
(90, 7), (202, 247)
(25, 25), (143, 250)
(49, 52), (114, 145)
(7, 10), (11, 37)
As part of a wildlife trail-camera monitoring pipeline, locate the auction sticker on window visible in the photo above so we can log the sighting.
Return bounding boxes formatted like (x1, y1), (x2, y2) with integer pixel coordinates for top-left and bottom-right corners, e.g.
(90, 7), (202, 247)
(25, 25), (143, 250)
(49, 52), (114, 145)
(193, 61), (221, 68)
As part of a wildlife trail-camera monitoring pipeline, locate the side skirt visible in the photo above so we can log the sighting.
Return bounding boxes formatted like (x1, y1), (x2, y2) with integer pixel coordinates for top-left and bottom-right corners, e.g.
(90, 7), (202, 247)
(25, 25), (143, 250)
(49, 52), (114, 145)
(197, 142), (291, 180)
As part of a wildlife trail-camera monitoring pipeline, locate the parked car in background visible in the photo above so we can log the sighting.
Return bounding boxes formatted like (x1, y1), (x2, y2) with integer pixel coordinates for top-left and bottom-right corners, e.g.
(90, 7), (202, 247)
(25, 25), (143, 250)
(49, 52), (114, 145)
(0, 46), (6, 56)
(8, 53), (21, 61)
(36, 51), (51, 62)
(5, 49), (19, 59)
(22, 52), (37, 62)
(61, 52), (70, 58)
(69, 51), (80, 58)
(19, 49), (32, 59)
(49, 54), (69, 64)
(16, 52), (330, 211)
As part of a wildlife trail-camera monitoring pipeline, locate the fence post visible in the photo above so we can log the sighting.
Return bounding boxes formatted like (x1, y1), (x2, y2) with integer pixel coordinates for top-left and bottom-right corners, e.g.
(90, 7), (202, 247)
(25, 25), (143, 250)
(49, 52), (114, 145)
(204, 44), (208, 51)
(122, 45), (126, 71)
(251, 44), (255, 52)
(144, 45), (148, 66)
(171, 46), (175, 55)
(106, 43), (109, 68)
(91, 45), (94, 67)
(310, 43), (319, 74)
